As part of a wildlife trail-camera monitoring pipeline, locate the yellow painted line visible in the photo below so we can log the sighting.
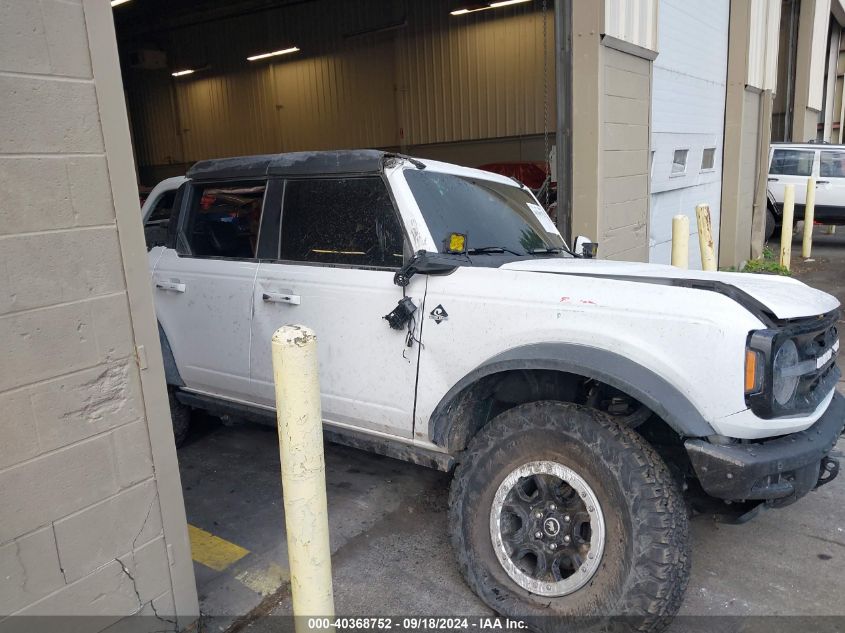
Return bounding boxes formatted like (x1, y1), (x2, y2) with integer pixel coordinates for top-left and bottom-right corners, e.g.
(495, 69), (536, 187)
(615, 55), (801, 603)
(187, 524), (250, 572)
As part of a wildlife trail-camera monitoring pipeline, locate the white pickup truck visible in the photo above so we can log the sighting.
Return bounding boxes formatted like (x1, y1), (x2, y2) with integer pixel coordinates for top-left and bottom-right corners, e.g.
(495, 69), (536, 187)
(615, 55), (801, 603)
(148, 150), (843, 631)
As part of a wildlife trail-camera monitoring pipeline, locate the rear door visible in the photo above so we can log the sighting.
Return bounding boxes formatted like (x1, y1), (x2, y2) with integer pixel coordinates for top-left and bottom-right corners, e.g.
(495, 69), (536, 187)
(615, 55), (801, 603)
(249, 176), (423, 438)
(815, 148), (845, 221)
(768, 147), (815, 212)
(153, 180), (266, 401)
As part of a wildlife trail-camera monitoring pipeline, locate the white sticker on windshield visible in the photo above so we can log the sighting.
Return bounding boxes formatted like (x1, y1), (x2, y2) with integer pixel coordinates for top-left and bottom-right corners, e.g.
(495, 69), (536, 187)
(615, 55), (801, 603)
(527, 203), (561, 237)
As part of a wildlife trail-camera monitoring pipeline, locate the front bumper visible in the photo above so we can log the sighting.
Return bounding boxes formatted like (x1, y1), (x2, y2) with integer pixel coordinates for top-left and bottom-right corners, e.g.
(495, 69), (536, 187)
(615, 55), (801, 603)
(685, 392), (844, 506)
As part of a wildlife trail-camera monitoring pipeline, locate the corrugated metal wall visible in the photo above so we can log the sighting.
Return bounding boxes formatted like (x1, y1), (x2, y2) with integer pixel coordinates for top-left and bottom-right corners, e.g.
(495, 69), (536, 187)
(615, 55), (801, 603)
(746, 0), (781, 91)
(603, 0), (658, 52)
(122, 0), (554, 171)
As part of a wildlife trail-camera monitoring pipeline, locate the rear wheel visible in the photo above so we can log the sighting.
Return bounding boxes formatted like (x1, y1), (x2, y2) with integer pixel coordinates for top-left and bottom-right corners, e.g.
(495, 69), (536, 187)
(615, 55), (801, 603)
(168, 387), (191, 448)
(448, 401), (690, 632)
(765, 207), (776, 242)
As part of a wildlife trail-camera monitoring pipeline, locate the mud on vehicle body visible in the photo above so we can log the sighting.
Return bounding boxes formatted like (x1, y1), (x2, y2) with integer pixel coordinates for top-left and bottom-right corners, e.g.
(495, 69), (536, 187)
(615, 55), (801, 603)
(149, 150), (843, 631)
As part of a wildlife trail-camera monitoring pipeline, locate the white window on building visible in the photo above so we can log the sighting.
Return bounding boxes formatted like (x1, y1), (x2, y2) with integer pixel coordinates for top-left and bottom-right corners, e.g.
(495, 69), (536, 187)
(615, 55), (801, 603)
(671, 149), (688, 175)
(701, 147), (716, 171)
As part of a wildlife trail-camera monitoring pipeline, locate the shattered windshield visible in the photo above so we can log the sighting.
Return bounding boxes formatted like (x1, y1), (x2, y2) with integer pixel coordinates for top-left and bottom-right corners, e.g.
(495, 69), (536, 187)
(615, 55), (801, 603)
(404, 170), (568, 257)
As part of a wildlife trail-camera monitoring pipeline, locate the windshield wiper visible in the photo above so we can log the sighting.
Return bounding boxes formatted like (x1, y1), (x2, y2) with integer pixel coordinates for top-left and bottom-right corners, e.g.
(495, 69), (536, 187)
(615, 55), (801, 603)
(528, 247), (563, 255)
(467, 246), (522, 256)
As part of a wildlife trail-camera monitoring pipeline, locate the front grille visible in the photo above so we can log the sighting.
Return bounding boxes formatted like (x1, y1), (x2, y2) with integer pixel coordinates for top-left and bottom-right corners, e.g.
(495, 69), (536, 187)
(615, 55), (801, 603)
(787, 312), (840, 411)
(747, 309), (840, 418)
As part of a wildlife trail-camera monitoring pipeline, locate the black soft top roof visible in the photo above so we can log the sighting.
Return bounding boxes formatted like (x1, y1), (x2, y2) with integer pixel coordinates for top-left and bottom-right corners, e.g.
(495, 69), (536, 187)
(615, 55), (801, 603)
(187, 149), (388, 181)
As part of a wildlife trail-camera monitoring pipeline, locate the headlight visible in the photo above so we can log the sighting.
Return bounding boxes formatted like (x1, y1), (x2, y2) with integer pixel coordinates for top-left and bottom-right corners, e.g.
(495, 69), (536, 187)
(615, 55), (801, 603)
(772, 339), (800, 405)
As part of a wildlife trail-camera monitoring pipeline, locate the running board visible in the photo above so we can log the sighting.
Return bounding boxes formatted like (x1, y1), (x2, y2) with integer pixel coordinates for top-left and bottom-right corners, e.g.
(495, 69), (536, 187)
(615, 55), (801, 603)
(174, 390), (455, 472)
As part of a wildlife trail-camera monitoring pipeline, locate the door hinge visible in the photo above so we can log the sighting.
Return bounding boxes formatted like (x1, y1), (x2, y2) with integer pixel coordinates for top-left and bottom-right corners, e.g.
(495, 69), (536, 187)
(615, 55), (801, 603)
(136, 344), (148, 370)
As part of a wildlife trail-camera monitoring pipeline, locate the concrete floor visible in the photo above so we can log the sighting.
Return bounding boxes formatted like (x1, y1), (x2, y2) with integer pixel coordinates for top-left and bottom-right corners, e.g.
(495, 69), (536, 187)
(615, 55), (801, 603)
(178, 228), (845, 631)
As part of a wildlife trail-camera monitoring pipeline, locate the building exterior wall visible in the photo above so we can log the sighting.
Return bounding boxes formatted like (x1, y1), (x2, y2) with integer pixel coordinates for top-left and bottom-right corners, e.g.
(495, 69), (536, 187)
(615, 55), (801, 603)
(792, 0), (830, 141)
(123, 0), (555, 179)
(571, 1), (655, 261)
(649, 0), (729, 268)
(720, 0), (780, 267)
(599, 46), (651, 261)
(0, 0), (197, 626)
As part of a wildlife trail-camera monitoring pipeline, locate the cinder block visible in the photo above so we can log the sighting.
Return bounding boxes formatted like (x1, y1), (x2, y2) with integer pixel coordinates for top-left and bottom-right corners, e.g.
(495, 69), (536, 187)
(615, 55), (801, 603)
(11, 558), (137, 620)
(111, 419), (155, 488)
(0, 526), (65, 615)
(90, 293), (135, 362)
(54, 480), (161, 583)
(30, 361), (144, 454)
(0, 388), (39, 470)
(0, 157), (114, 236)
(0, 1), (52, 75)
(0, 227), (124, 316)
(66, 157), (116, 227)
(0, 434), (118, 543)
(0, 76), (103, 155)
(39, 0), (92, 79)
(0, 294), (134, 392)
(118, 536), (171, 606)
(0, 301), (101, 393)
(98, 590), (177, 633)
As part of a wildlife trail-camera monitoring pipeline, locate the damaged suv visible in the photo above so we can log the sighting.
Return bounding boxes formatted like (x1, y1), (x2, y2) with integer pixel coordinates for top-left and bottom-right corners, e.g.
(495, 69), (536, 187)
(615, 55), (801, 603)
(149, 150), (843, 630)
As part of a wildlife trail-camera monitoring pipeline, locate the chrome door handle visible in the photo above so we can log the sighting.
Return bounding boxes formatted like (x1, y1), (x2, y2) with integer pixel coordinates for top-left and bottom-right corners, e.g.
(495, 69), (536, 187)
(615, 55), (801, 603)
(816, 180), (830, 185)
(767, 177), (779, 182)
(262, 292), (301, 305)
(155, 281), (186, 293)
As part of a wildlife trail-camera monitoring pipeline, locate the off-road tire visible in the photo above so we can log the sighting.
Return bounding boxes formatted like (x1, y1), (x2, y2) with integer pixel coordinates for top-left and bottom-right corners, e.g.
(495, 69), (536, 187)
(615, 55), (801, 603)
(765, 208), (776, 242)
(168, 388), (191, 448)
(448, 401), (690, 632)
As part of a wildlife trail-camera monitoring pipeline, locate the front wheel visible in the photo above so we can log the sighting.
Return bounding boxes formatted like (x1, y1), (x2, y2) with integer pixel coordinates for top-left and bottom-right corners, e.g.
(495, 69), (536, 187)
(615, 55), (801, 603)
(448, 402), (690, 632)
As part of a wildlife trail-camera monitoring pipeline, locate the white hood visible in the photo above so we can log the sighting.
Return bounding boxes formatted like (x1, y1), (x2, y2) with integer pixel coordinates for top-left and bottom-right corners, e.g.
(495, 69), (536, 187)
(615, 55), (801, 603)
(501, 258), (840, 320)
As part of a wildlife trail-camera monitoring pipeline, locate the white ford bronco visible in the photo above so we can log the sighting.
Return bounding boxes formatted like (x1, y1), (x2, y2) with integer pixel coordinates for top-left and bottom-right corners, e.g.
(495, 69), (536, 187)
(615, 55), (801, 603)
(149, 150), (843, 630)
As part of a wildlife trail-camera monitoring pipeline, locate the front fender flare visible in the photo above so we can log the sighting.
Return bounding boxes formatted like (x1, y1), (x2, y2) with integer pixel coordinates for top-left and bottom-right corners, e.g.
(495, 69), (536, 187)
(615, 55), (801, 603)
(428, 342), (715, 451)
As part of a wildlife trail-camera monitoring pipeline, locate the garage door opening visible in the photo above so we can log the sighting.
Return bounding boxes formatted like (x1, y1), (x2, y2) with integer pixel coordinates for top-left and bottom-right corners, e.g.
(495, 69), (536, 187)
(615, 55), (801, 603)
(115, 0), (558, 624)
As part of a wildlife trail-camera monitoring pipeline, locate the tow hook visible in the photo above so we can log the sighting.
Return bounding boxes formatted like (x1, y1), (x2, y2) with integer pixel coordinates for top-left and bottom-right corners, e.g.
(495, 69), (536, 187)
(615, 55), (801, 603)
(817, 456), (840, 489)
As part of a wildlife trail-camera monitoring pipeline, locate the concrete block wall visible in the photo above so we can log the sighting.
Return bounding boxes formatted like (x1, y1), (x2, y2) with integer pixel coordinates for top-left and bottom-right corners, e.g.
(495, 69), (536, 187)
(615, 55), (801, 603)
(598, 47), (651, 261)
(0, 0), (196, 628)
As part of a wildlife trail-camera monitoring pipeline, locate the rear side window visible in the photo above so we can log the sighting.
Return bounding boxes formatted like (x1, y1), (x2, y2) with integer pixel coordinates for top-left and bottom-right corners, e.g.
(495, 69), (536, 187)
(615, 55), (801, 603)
(183, 183), (266, 259)
(147, 191), (177, 224)
(279, 177), (404, 268)
(820, 150), (845, 177)
(769, 149), (814, 176)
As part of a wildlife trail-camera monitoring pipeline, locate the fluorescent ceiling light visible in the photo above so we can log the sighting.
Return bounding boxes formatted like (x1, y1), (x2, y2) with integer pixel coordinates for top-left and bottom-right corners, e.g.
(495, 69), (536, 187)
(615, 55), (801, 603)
(111, 0), (131, 7)
(172, 69), (195, 77)
(451, 0), (530, 15)
(247, 47), (300, 62)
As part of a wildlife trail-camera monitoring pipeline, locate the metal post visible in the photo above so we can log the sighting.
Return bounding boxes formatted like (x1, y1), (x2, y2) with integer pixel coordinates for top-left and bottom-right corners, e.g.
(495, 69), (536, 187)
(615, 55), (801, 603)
(671, 215), (690, 268)
(695, 204), (717, 271)
(554, 0), (572, 244)
(802, 177), (816, 258)
(272, 325), (335, 631)
(780, 184), (795, 270)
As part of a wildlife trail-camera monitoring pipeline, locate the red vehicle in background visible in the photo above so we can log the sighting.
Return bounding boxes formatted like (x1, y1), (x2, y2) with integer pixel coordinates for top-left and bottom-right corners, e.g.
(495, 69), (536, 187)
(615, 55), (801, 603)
(479, 161), (558, 221)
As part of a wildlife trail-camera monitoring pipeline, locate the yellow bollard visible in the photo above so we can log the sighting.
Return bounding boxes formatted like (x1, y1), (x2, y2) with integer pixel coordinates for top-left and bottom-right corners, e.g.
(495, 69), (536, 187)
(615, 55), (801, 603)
(671, 215), (690, 268)
(272, 325), (335, 631)
(780, 184), (795, 270)
(695, 204), (717, 271)
(827, 225), (836, 235)
(802, 177), (816, 258)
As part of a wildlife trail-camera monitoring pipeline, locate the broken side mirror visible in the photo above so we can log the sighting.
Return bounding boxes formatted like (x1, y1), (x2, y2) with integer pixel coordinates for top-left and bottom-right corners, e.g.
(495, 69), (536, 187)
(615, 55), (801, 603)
(394, 250), (461, 287)
(574, 235), (598, 259)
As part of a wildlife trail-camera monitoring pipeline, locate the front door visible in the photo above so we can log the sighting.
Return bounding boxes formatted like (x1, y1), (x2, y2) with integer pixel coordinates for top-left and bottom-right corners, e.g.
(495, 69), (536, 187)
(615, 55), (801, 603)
(768, 147), (815, 215)
(250, 176), (424, 438)
(815, 148), (845, 222)
(153, 180), (266, 401)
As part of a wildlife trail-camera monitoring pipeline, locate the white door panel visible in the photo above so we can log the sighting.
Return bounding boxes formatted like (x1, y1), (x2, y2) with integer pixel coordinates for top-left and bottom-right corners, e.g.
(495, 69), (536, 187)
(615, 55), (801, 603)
(767, 148), (815, 207)
(250, 263), (423, 438)
(153, 248), (257, 399)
